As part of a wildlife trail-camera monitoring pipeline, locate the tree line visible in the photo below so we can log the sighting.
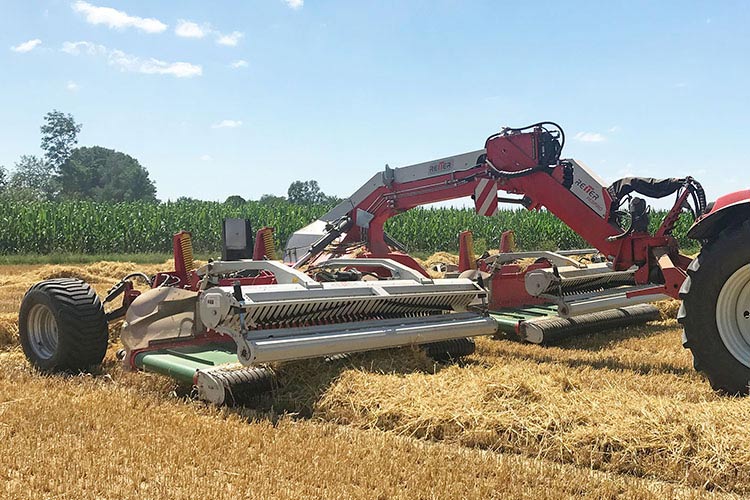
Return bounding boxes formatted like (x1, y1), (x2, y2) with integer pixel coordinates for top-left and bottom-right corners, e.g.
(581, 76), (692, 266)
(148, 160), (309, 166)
(0, 110), (339, 206)
(0, 111), (157, 202)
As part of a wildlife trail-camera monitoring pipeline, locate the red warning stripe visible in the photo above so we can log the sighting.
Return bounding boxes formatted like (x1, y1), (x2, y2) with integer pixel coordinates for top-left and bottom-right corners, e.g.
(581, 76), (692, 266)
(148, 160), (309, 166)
(474, 179), (498, 216)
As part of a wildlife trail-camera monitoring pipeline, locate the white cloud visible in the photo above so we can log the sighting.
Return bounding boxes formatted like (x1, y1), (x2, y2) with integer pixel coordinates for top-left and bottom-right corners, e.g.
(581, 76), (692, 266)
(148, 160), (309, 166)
(199, 154), (213, 161)
(61, 40), (106, 55)
(216, 31), (244, 46)
(62, 41), (202, 78)
(574, 132), (606, 143)
(176, 20), (245, 48)
(66, 81), (80, 91)
(11, 39), (42, 53)
(108, 50), (202, 77)
(72, 1), (167, 33)
(212, 119), (243, 129)
(230, 59), (248, 68)
(284, 0), (304, 9)
(608, 125), (620, 133)
(175, 19), (209, 38)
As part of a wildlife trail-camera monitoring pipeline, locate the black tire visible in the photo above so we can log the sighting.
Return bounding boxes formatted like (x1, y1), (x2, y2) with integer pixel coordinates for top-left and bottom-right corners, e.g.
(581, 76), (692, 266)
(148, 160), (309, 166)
(19, 278), (108, 372)
(679, 220), (750, 395)
(421, 337), (476, 362)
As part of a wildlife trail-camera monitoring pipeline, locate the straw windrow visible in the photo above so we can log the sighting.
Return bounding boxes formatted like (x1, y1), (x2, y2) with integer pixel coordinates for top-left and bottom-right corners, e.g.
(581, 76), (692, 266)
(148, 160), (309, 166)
(2, 258), (746, 496)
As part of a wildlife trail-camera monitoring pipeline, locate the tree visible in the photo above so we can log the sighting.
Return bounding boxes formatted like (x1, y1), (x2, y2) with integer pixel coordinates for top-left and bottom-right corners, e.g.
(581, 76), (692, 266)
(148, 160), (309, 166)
(9, 155), (56, 199)
(287, 180), (328, 205)
(0, 166), (7, 194)
(58, 146), (157, 202)
(259, 193), (287, 203)
(325, 194), (342, 205)
(225, 195), (246, 205)
(41, 110), (82, 170)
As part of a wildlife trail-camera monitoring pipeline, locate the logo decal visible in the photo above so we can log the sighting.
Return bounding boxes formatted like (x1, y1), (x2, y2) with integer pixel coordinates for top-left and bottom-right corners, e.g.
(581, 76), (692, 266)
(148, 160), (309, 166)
(569, 160), (607, 217)
(574, 178), (601, 202)
(428, 160), (453, 174)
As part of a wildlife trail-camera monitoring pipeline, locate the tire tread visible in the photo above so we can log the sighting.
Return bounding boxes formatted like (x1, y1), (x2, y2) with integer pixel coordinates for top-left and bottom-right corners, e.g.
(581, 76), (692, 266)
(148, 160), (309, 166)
(19, 278), (108, 371)
(681, 219), (750, 395)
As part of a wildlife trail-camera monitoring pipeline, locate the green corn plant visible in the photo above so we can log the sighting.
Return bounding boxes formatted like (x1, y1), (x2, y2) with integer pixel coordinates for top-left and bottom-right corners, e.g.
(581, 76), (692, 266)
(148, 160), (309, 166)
(0, 199), (696, 255)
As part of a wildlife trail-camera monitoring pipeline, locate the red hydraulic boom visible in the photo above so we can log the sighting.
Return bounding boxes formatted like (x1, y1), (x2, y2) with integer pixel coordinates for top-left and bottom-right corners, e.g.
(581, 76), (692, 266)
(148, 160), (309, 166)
(286, 122), (704, 303)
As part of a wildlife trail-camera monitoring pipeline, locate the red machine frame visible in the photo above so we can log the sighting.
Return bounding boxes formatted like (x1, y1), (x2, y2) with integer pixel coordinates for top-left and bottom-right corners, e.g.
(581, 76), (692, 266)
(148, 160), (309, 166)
(304, 124), (697, 306)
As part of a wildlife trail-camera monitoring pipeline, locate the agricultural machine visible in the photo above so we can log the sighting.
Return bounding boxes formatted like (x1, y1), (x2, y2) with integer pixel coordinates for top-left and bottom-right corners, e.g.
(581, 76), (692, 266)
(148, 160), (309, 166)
(18, 122), (750, 403)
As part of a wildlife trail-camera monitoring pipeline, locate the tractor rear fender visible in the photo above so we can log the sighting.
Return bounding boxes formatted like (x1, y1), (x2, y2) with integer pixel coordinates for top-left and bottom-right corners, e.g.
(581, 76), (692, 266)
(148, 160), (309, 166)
(687, 189), (750, 241)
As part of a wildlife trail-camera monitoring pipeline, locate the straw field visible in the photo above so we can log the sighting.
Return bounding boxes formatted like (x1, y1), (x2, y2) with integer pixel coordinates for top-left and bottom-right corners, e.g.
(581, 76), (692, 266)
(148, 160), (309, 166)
(0, 260), (748, 499)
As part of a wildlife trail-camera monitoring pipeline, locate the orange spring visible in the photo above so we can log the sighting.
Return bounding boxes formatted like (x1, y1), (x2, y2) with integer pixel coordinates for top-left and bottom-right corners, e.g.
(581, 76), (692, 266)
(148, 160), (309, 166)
(260, 227), (276, 260)
(180, 232), (195, 272)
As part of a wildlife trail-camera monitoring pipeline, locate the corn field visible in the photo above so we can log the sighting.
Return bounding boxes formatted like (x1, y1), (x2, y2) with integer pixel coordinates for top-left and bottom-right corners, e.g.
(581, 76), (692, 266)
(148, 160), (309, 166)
(0, 199), (695, 255)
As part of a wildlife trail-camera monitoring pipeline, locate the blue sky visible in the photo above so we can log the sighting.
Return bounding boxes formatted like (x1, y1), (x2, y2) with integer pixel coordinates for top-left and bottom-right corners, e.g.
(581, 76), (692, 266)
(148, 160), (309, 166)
(1, 1), (748, 206)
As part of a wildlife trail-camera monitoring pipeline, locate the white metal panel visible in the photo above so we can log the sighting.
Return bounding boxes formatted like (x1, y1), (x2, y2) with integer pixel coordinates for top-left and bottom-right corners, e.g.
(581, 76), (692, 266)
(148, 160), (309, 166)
(284, 149), (486, 261)
(568, 159), (608, 218)
(245, 313), (498, 364)
(392, 150), (486, 183)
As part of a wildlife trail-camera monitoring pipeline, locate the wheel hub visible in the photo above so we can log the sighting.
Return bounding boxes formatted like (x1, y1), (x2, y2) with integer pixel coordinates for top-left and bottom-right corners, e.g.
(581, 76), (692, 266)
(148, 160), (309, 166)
(716, 264), (750, 368)
(27, 303), (59, 360)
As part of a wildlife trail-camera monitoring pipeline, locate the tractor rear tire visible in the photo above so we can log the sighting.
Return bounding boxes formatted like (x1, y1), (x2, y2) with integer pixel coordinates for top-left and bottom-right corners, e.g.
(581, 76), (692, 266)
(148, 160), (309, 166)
(421, 337), (476, 362)
(19, 278), (109, 372)
(679, 220), (750, 394)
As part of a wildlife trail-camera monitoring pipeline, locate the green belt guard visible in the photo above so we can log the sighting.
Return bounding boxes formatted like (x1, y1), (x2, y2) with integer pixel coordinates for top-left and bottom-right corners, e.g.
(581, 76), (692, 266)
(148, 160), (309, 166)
(134, 342), (277, 405)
